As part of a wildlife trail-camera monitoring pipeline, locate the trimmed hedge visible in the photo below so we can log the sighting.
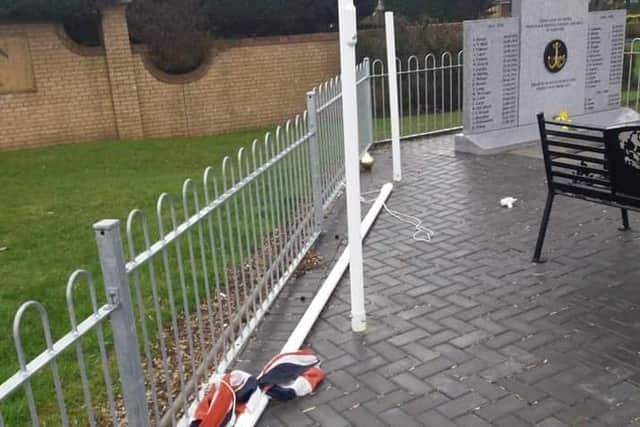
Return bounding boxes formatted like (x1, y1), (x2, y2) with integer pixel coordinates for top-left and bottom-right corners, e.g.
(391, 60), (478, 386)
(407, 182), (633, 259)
(0, 0), (112, 20)
(204, 0), (376, 37)
(358, 19), (462, 63)
(359, 20), (464, 114)
(384, 0), (492, 22)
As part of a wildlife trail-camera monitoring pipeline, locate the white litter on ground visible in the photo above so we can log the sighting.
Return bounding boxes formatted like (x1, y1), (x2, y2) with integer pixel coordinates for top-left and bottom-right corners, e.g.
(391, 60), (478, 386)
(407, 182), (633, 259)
(500, 197), (518, 209)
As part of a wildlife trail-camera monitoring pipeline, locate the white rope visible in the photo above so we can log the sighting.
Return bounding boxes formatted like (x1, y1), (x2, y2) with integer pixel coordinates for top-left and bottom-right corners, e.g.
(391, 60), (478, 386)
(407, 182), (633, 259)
(360, 190), (434, 243)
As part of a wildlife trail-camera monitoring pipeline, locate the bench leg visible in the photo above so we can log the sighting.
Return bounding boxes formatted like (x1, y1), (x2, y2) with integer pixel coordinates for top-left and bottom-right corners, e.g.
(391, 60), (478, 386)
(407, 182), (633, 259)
(532, 193), (554, 264)
(620, 208), (631, 231)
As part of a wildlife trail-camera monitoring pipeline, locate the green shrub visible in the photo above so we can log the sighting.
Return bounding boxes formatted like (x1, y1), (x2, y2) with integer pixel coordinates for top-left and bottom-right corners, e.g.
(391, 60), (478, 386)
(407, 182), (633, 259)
(203, 0), (375, 37)
(0, 0), (112, 20)
(359, 18), (463, 115)
(628, 21), (640, 39)
(127, 0), (211, 75)
(383, 0), (491, 22)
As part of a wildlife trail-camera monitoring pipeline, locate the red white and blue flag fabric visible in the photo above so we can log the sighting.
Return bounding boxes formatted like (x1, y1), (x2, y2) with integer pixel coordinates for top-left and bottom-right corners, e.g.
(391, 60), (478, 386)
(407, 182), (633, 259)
(258, 350), (324, 401)
(189, 351), (324, 427)
(190, 370), (257, 427)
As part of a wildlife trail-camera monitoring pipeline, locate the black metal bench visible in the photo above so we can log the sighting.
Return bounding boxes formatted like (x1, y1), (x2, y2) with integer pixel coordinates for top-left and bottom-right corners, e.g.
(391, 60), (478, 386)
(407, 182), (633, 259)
(532, 112), (640, 263)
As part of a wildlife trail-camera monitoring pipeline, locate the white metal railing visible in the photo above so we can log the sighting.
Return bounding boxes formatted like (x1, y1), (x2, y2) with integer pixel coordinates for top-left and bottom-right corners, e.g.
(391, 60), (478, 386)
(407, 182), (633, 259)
(624, 38), (640, 111)
(369, 44), (640, 144)
(0, 60), (373, 427)
(371, 51), (464, 142)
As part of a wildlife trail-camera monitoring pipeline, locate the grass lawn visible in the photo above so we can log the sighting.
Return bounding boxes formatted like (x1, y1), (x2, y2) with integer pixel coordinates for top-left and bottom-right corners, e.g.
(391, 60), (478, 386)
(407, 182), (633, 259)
(622, 89), (640, 109)
(374, 110), (462, 142)
(0, 129), (269, 423)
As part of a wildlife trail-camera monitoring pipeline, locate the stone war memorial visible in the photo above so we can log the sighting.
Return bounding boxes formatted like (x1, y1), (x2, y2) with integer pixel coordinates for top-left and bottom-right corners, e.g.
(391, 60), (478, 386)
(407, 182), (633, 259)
(456, 0), (640, 154)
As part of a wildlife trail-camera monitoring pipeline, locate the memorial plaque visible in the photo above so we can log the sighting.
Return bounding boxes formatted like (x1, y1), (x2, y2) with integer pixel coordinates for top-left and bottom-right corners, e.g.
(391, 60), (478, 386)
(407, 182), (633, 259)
(584, 10), (626, 113)
(0, 34), (35, 94)
(517, 0), (589, 125)
(463, 18), (520, 134)
(456, 0), (635, 154)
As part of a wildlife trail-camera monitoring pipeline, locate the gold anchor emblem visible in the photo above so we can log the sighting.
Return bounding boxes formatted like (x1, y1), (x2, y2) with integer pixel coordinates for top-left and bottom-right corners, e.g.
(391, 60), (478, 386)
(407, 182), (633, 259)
(547, 42), (566, 70)
(544, 40), (567, 73)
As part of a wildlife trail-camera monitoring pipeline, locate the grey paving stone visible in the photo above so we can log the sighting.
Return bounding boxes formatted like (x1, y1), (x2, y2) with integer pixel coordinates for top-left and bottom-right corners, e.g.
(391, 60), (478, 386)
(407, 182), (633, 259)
(534, 378), (589, 405)
(470, 317), (507, 335)
(239, 138), (640, 427)
(418, 410), (459, 427)
(402, 342), (440, 362)
(363, 389), (419, 414)
(494, 414), (532, 427)
(329, 386), (378, 412)
(451, 331), (491, 349)
(498, 377), (547, 404)
(392, 372), (434, 396)
(435, 392), (488, 419)
(342, 406), (388, 427)
(403, 392), (451, 417)
(535, 417), (569, 427)
(326, 370), (361, 393)
(465, 376), (510, 401)
(428, 374), (471, 399)
(347, 355), (388, 376)
(272, 407), (314, 427)
(451, 358), (490, 377)
(433, 344), (473, 364)
(412, 356), (457, 379)
(553, 398), (608, 426)
(485, 331), (523, 349)
(390, 328), (431, 346)
(301, 384), (346, 407)
(455, 413), (495, 427)
(261, 415), (287, 427)
(517, 398), (566, 424)
(377, 356), (421, 378)
(479, 359), (524, 382)
(379, 407), (422, 427)
(306, 404), (351, 427)
(474, 395), (528, 421)
(440, 317), (477, 335)
(325, 353), (358, 371)
(359, 370), (398, 396)
(422, 330), (459, 347)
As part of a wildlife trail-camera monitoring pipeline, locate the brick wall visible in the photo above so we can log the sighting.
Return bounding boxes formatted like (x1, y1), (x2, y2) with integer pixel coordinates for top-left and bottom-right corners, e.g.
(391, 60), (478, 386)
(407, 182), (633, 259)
(0, 24), (116, 151)
(102, 5), (144, 140)
(0, 9), (339, 151)
(132, 34), (339, 138)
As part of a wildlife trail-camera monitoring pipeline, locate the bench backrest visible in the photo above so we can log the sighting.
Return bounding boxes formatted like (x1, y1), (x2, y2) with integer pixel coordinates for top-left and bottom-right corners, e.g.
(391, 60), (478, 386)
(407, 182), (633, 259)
(604, 125), (640, 200)
(537, 113), (640, 207)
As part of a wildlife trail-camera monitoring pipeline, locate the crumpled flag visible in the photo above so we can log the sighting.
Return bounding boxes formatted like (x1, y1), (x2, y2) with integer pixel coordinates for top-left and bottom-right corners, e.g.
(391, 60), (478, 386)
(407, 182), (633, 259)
(190, 371), (257, 427)
(258, 350), (325, 401)
(189, 350), (324, 427)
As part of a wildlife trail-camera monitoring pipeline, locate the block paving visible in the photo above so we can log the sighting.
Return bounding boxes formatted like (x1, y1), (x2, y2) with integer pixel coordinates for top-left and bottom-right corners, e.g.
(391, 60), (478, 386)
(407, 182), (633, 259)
(236, 136), (640, 426)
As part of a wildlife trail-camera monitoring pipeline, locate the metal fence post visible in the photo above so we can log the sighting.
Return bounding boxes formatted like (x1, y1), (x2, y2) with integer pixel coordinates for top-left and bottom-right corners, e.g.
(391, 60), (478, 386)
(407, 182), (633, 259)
(364, 57), (375, 150)
(306, 90), (324, 233)
(94, 219), (151, 427)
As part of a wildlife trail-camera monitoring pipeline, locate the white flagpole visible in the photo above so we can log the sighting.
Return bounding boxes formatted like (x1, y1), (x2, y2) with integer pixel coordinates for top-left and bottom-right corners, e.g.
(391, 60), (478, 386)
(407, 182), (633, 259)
(386, 11), (402, 182)
(338, 0), (367, 332)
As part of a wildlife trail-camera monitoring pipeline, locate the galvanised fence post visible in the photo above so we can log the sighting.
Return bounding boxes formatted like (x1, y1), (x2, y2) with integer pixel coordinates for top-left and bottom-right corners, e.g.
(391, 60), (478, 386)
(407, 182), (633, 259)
(364, 57), (375, 149)
(306, 90), (324, 233)
(94, 219), (151, 427)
